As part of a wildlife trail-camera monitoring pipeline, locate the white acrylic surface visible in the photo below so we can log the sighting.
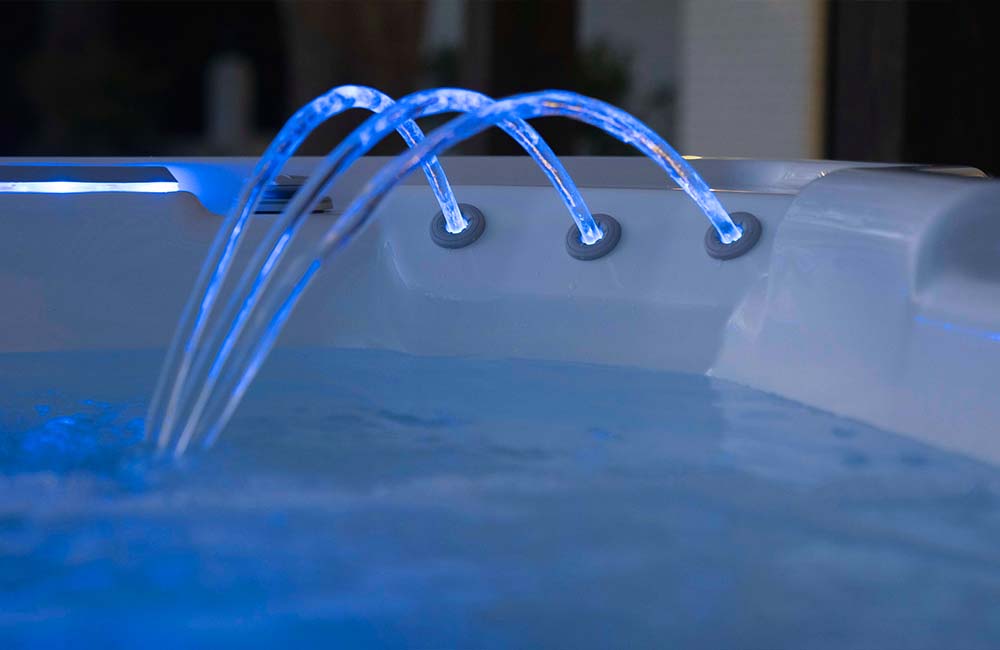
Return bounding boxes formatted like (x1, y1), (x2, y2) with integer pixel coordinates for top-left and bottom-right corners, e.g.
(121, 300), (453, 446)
(0, 156), (996, 464)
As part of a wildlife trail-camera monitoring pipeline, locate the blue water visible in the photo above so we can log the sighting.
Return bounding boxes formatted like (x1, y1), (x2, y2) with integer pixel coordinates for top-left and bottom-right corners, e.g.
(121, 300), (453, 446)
(2, 349), (1000, 649)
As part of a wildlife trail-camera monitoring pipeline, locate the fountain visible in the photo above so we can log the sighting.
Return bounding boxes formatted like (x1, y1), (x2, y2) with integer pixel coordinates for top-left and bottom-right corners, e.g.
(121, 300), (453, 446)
(157, 88), (757, 455)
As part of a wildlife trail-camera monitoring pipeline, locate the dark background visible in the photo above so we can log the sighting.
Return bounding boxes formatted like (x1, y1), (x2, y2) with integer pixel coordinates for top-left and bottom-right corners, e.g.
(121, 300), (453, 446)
(1, 0), (998, 173)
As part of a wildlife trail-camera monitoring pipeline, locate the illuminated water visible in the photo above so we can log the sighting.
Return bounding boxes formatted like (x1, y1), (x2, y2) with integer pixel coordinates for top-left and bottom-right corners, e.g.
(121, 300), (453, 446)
(3, 349), (1000, 648)
(174, 91), (748, 450)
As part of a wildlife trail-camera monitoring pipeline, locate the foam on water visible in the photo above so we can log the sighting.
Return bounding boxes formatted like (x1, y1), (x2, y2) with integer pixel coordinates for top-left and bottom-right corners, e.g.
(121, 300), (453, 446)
(2, 349), (1000, 648)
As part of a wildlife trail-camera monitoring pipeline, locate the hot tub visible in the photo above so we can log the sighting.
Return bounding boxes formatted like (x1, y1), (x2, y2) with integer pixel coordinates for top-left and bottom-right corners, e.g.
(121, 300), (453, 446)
(1, 156), (999, 648)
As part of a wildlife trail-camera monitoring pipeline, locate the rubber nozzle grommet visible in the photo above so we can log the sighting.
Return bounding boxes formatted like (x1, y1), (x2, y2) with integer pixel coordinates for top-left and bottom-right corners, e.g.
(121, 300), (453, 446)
(566, 213), (622, 261)
(431, 204), (486, 249)
(704, 212), (762, 260)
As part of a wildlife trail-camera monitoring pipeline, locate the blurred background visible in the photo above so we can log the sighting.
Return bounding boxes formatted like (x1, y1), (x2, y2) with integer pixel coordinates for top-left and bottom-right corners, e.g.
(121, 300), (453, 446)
(1, 0), (997, 173)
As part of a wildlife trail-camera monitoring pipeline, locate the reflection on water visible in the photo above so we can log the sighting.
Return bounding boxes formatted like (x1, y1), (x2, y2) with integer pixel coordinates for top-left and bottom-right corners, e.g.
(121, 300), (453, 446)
(2, 349), (999, 648)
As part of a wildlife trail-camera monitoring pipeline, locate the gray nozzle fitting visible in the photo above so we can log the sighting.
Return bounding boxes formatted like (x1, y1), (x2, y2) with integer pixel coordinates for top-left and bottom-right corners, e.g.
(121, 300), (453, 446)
(705, 212), (762, 260)
(566, 214), (622, 261)
(431, 204), (486, 249)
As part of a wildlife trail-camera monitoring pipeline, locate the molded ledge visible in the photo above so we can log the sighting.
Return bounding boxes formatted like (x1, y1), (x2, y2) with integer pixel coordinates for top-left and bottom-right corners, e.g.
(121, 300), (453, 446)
(713, 167), (1000, 463)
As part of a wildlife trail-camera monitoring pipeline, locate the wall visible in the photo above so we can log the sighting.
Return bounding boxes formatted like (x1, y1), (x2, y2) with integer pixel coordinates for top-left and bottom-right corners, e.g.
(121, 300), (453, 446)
(678, 0), (826, 158)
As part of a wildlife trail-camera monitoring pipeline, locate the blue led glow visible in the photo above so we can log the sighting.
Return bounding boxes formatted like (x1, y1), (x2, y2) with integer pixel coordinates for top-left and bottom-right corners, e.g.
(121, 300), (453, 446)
(0, 180), (180, 193)
(914, 315), (1000, 343)
(160, 89), (738, 455)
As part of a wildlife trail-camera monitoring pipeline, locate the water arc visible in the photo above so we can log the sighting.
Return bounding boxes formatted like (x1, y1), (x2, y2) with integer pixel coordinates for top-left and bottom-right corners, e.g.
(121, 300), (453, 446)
(168, 90), (740, 454)
(149, 85), (465, 450)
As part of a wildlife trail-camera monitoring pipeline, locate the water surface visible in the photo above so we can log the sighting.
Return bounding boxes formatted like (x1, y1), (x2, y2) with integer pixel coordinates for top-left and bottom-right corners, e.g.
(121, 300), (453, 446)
(2, 349), (999, 648)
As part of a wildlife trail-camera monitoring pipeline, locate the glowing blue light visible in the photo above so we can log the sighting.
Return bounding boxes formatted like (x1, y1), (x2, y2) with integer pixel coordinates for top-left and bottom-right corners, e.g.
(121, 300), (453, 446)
(0, 180), (180, 193)
(914, 315), (1000, 343)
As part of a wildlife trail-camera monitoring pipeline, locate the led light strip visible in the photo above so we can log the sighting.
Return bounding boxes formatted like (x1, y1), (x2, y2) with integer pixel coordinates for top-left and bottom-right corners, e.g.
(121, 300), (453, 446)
(0, 165), (181, 194)
(0, 180), (180, 193)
